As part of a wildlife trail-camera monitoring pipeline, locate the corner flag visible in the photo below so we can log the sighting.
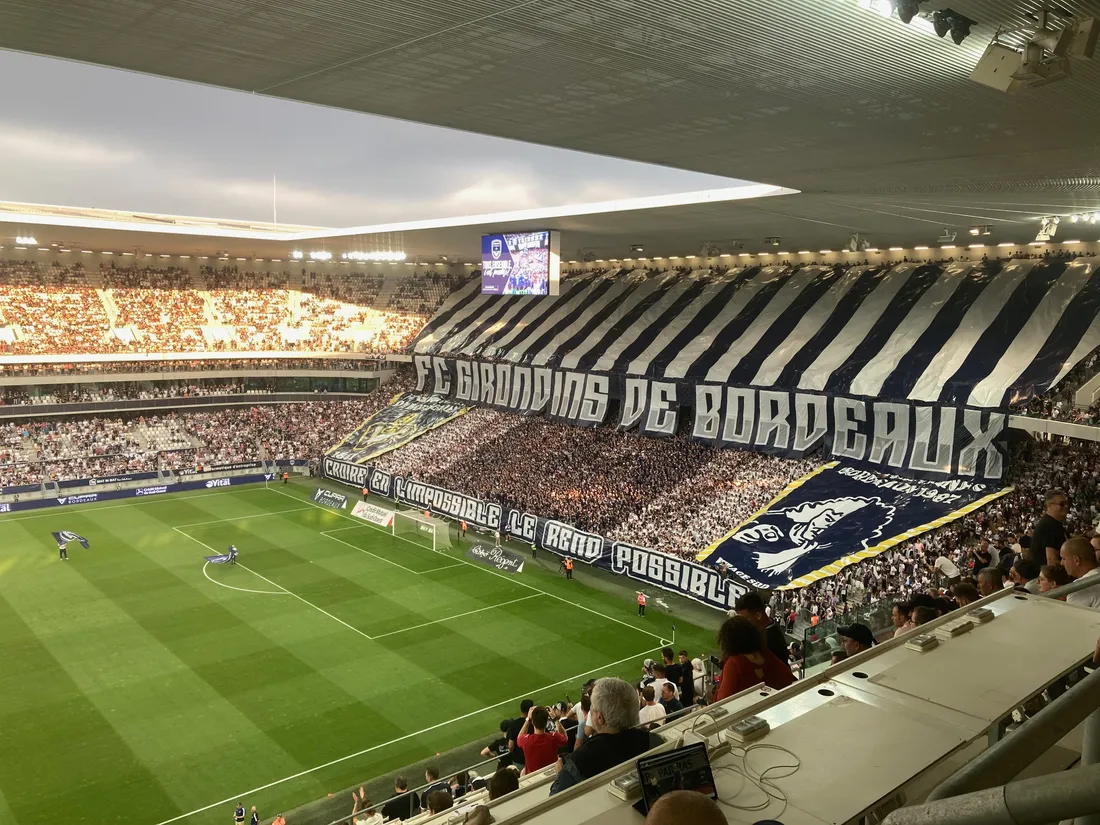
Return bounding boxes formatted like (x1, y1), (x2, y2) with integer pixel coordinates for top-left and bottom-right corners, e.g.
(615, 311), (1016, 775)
(52, 531), (90, 550)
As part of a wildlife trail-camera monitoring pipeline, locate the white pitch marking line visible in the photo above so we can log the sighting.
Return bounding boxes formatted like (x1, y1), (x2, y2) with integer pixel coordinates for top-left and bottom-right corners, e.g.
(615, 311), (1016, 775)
(176, 506), (314, 528)
(184, 528), (537, 642)
(271, 486), (668, 646)
(201, 561), (289, 596)
(146, 643), (663, 825)
(320, 530), (427, 575)
(176, 527), (377, 644)
(369, 593), (542, 640)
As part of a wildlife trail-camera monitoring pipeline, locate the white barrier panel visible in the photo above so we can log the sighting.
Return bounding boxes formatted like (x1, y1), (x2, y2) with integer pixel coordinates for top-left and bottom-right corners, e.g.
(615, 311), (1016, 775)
(351, 500), (395, 527)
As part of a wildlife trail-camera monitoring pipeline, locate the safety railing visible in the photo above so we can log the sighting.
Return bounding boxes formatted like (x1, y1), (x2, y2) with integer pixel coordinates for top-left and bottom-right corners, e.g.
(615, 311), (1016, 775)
(883, 573), (1100, 825)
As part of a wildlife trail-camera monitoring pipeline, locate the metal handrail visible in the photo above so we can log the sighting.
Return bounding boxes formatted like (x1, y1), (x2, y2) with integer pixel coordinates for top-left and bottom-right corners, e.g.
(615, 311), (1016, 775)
(884, 761), (1100, 825)
(1043, 570), (1100, 600)
(925, 666), (1100, 801)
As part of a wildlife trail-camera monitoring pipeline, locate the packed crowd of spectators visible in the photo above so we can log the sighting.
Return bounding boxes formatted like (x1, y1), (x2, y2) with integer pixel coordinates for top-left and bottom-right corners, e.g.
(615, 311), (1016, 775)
(0, 261), (116, 355)
(204, 266), (293, 349)
(1011, 344), (1100, 425)
(0, 258), (470, 356)
(373, 408), (813, 556)
(104, 265), (209, 351)
(387, 271), (468, 314)
(0, 380), (251, 406)
(0, 373), (414, 486)
(0, 357), (391, 378)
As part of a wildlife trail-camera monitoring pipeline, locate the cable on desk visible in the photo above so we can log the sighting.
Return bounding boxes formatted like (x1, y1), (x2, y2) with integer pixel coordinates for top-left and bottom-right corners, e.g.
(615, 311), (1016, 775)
(715, 742), (801, 819)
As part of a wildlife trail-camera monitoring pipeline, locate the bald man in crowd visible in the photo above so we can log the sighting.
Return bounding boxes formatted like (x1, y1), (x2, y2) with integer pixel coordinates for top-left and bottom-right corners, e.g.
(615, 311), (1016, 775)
(1061, 537), (1100, 610)
(644, 791), (726, 825)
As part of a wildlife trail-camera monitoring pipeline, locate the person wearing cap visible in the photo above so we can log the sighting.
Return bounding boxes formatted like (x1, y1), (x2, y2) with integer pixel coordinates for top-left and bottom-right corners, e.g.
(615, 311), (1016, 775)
(837, 623), (876, 657)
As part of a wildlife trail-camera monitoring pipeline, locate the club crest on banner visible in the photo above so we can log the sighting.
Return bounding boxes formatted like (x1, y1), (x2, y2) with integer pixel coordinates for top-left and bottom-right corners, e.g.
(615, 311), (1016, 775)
(725, 496), (895, 582)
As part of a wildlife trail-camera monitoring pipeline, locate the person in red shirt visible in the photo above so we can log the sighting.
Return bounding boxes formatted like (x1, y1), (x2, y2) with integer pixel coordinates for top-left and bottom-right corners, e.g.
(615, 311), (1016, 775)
(715, 616), (794, 700)
(515, 705), (567, 774)
(637, 592), (647, 616)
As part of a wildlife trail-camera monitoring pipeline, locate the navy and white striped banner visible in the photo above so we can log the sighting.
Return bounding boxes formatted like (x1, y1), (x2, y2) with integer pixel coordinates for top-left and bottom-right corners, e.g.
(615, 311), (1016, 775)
(413, 259), (1100, 409)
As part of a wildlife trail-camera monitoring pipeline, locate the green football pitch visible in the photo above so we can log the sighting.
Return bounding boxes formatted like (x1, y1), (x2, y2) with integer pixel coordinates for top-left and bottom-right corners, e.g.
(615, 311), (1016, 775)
(0, 481), (714, 825)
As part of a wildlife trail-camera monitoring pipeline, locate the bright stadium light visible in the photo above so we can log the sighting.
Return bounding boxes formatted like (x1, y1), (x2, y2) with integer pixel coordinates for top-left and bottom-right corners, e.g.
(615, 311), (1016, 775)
(308, 250), (332, 261)
(15, 235), (37, 245)
(290, 250), (305, 260)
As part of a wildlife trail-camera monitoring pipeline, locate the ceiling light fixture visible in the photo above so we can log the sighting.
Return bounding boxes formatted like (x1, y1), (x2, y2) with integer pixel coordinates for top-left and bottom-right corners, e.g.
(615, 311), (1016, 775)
(1036, 215), (1060, 242)
(932, 8), (977, 44)
(895, 0), (923, 25)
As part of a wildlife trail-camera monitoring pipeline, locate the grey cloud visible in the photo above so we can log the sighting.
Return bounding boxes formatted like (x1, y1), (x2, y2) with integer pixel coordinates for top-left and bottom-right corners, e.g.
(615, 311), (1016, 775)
(0, 49), (746, 226)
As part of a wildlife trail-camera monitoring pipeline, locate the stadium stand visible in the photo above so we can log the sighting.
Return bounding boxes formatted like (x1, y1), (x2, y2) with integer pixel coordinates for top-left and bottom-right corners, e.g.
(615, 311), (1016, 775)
(0, 258), (470, 355)
(0, 357), (390, 377)
(0, 372), (413, 485)
(0, 260), (117, 354)
(104, 264), (209, 352)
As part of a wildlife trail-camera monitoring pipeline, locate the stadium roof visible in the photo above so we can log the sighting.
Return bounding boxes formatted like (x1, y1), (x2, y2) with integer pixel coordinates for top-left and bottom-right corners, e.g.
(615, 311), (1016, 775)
(2, 0), (1100, 256)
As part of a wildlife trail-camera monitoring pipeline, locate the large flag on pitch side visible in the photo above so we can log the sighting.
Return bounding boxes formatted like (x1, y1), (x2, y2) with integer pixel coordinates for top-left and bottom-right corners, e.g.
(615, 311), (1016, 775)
(51, 531), (90, 549)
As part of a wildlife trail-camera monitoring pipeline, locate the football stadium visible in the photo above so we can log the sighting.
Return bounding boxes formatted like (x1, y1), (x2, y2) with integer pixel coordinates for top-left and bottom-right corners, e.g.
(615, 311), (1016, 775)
(3, 2), (1100, 825)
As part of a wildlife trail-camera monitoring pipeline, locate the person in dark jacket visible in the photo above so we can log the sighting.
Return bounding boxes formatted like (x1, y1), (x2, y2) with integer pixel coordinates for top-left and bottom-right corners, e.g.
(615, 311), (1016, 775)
(550, 677), (660, 795)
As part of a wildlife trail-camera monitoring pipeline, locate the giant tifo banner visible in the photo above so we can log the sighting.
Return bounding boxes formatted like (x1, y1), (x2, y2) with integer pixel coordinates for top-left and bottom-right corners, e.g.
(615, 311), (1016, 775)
(321, 457), (750, 611)
(411, 258), (1100, 481)
(326, 393), (470, 465)
(412, 355), (1007, 481)
(698, 462), (1012, 590)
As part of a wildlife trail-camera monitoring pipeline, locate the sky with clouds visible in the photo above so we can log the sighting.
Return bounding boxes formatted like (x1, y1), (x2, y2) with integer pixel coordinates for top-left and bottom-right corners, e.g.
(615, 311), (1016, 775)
(0, 49), (744, 228)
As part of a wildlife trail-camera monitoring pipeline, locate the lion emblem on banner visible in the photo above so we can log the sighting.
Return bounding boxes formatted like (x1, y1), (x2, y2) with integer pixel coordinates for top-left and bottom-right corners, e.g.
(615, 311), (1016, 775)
(727, 496), (896, 581)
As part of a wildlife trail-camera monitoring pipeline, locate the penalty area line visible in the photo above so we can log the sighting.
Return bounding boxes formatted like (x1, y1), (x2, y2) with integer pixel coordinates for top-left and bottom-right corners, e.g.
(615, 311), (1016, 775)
(146, 643), (665, 825)
(268, 486), (669, 647)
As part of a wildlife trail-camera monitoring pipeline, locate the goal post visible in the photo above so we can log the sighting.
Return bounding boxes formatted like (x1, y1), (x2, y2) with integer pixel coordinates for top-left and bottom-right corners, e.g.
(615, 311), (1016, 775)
(392, 510), (452, 552)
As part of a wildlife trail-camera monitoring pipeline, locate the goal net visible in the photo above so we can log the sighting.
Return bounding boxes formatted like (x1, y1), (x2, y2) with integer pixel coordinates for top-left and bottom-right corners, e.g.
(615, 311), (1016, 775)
(392, 510), (452, 551)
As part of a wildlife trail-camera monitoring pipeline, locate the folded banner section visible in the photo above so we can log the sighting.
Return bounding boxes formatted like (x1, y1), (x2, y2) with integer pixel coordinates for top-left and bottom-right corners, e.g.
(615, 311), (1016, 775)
(411, 356), (1008, 482)
(322, 456), (750, 611)
(326, 392), (471, 465)
(699, 462), (1012, 590)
